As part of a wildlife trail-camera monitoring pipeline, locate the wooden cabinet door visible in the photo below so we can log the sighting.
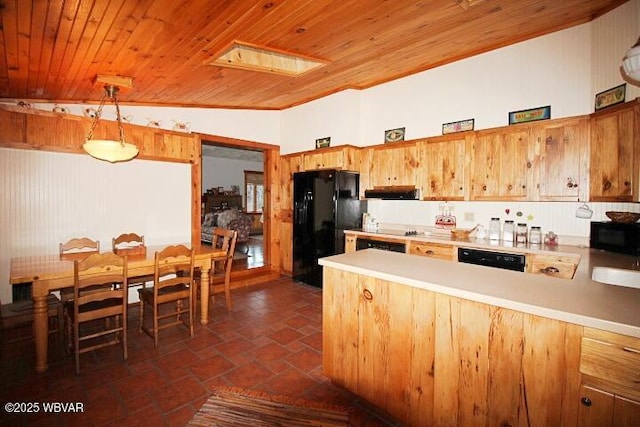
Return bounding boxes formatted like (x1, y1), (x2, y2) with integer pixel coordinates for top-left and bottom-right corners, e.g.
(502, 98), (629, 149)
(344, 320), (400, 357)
(590, 104), (635, 201)
(366, 143), (418, 188)
(470, 126), (532, 200)
(613, 395), (640, 427)
(303, 149), (343, 170)
(534, 117), (589, 201)
(417, 135), (468, 200)
(578, 385), (615, 426)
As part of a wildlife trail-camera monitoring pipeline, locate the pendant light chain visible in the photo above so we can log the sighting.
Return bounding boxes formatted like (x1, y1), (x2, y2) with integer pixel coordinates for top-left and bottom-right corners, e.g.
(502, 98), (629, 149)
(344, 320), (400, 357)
(85, 89), (108, 141)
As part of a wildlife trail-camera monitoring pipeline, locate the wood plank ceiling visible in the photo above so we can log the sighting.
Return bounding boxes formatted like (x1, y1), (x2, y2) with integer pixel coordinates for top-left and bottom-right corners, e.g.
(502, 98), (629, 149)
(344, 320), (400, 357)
(0, 0), (629, 110)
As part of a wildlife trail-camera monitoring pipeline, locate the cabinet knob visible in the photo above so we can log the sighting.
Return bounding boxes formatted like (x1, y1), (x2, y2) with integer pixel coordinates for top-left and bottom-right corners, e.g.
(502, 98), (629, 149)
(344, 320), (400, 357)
(483, 185), (487, 191)
(426, 250), (435, 255)
(508, 184), (513, 190)
(581, 397), (592, 407)
(363, 288), (373, 301)
(604, 180), (612, 191)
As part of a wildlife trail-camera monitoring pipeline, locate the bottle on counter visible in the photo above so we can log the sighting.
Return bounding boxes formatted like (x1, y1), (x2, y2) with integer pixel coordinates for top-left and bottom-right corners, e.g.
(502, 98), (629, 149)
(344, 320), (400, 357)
(529, 226), (542, 245)
(516, 223), (528, 244)
(503, 220), (515, 242)
(489, 218), (501, 241)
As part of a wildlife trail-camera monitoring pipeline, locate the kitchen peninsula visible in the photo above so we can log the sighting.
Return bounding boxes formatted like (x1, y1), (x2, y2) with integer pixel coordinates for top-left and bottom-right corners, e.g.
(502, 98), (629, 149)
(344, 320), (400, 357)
(319, 244), (640, 426)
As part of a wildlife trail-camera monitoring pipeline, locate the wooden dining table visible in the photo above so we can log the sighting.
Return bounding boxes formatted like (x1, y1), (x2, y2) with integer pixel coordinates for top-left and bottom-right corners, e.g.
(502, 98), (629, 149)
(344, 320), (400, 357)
(9, 243), (226, 373)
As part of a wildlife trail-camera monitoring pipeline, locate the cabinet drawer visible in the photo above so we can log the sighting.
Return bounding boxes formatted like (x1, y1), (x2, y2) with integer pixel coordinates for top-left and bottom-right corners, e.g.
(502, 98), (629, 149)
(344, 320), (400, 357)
(527, 254), (578, 279)
(409, 242), (455, 261)
(580, 328), (640, 401)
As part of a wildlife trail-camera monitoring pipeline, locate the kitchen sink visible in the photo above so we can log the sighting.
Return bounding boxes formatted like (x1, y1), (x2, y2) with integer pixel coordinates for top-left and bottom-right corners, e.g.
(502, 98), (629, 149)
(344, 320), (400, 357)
(591, 266), (640, 289)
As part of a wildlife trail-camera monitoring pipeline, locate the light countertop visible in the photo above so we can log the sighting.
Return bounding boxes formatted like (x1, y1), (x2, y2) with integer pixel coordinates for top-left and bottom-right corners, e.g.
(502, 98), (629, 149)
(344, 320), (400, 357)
(319, 245), (640, 339)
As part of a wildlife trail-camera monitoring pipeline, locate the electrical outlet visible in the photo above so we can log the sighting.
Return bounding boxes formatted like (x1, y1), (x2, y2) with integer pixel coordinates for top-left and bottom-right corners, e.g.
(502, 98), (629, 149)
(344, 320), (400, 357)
(464, 212), (475, 222)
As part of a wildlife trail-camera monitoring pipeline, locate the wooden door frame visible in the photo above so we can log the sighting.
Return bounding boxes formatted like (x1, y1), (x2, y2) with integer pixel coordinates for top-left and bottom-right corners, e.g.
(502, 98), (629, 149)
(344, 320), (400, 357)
(192, 133), (281, 277)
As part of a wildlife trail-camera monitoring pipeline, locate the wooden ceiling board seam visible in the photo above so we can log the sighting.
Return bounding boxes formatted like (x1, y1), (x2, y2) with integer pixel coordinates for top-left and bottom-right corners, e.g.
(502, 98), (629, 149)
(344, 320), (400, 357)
(14, 0), (33, 94)
(39, 0), (79, 98)
(63, 0), (123, 100)
(49, 1), (92, 99)
(0, 2), (12, 94)
(25, 0), (48, 96)
(33, 0), (65, 96)
(112, 1), (247, 102)
(2, 0), (20, 91)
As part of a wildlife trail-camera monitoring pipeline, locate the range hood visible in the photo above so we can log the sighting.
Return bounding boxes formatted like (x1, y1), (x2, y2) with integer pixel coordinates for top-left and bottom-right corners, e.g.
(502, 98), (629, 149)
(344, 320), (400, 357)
(364, 186), (419, 200)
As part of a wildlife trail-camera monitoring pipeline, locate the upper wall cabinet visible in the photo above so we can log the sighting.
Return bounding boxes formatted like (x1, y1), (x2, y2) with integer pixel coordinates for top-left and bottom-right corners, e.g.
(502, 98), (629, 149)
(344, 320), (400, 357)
(532, 116), (589, 201)
(469, 125), (532, 200)
(416, 134), (469, 201)
(302, 145), (360, 171)
(360, 142), (419, 190)
(589, 101), (637, 202)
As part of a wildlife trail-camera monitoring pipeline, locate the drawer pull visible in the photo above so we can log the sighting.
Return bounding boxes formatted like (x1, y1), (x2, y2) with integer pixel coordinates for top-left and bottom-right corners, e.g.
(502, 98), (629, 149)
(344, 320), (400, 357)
(541, 266), (560, 274)
(426, 250), (435, 255)
(623, 346), (640, 355)
(363, 288), (373, 301)
(581, 397), (592, 407)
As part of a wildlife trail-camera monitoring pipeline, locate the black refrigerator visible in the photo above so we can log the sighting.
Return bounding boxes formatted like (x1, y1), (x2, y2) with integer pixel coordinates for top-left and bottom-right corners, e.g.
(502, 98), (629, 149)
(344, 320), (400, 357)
(293, 170), (366, 287)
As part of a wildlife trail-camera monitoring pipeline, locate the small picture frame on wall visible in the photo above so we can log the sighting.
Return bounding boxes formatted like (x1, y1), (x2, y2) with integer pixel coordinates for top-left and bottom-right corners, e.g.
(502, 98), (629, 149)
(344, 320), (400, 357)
(442, 118), (474, 135)
(384, 127), (405, 143)
(594, 83), (626, 111)
(508, 105), (551, 125)
(315, 137), (331, 149)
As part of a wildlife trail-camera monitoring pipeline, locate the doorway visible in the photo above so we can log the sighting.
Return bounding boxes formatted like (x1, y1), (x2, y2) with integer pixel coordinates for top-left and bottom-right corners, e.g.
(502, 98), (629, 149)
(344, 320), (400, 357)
(201, 141), (265, 271)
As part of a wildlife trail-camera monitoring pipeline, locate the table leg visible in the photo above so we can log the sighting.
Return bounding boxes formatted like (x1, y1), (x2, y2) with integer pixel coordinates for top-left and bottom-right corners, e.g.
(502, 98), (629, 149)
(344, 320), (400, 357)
(32, 281), (49, 373)
(199, 260), (211, 325)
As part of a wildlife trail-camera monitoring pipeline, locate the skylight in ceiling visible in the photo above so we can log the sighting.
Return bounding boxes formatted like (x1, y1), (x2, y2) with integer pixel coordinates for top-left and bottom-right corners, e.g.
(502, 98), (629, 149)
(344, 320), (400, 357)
(210, 41), (326, 76)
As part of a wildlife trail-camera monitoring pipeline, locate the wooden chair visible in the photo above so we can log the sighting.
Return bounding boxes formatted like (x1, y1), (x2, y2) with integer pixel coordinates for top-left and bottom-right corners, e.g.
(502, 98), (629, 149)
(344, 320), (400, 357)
(67, 252), (128, 374)
(112, 233), (153, 289)
(59, 237), (100, 256)
(1, 294), (63, 346)
(138, 245), (194, 347)
(59, 237), (101, 307)
(195, 228), (237, 313)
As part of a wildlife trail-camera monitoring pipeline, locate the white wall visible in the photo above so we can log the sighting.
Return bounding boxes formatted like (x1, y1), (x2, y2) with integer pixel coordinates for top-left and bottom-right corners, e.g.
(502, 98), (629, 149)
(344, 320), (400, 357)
(0, 148), (191, 303)
(281, 0), (639, 151)
(202, 155), (264, 205)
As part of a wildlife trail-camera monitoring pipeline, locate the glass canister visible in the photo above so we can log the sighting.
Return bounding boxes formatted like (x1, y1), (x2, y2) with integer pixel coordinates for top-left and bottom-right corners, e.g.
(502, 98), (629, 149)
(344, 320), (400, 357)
(489, 217), (501, 240)
(516, 223), (528, 244)
(529, 226), (542, 244)
(503, 220), (515, 242)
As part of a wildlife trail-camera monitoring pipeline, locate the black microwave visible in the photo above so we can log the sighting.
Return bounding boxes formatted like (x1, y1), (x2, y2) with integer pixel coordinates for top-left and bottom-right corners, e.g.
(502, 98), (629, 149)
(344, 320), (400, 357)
(590, 221), (640, 256)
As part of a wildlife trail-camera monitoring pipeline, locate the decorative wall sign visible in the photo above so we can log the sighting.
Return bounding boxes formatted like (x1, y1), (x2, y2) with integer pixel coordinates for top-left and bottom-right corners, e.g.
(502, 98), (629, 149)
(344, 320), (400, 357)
(442, 118), (474, 135)
(594, 83), (626, 111)
(384, 127), (405, 143)
(315, 136), (331, 149)
(508, 105), (551, 125)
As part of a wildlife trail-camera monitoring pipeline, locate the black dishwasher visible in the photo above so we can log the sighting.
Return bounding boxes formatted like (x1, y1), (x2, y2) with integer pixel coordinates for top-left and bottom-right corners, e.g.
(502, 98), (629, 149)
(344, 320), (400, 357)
(457, 247), (526, 272)
(356, 238), (406, 253)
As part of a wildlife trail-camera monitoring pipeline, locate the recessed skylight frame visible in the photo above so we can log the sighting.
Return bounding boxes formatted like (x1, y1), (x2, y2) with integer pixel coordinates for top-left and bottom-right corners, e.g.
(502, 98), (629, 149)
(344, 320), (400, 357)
(209, 41), (327, 76)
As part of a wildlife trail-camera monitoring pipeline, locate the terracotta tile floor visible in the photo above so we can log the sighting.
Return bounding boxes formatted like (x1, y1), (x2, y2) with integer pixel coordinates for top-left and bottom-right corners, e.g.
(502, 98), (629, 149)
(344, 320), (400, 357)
(0, 277), (403, 426)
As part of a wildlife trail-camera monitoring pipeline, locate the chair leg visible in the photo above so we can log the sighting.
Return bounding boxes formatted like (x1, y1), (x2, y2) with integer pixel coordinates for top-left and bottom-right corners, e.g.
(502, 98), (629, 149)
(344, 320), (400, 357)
(74, 321), (80, 375)
(121, 313), (128, 361)
(138, 301), (144, 333)
(153, 304), (159, 348)
(224, 281), (232, 312)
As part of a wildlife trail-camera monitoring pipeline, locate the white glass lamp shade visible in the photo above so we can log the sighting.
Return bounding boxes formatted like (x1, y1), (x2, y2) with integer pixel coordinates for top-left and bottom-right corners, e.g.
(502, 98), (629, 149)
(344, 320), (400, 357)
(622, 39), (640, 82)
(83, 139), (139, 163)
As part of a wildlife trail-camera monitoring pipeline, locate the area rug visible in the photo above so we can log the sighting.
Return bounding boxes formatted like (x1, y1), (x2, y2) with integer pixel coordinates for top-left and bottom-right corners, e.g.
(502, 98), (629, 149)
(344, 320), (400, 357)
(187, 386), (351, 426)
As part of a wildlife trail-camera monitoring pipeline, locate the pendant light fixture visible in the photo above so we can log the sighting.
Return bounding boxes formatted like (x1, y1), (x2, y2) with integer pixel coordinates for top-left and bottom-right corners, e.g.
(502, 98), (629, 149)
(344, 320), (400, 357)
(621, 36), (640, 85)
(83, 83), (139, 163)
